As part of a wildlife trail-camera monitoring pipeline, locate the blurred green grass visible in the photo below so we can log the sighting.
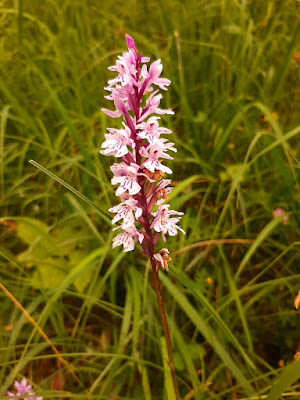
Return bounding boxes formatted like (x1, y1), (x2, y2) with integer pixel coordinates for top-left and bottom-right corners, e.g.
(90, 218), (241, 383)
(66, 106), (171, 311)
(0, 0), (300, 399)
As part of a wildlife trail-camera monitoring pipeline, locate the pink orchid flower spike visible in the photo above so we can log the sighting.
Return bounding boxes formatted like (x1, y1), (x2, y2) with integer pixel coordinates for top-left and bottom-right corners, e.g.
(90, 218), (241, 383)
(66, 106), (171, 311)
(100, 34), (185, 270)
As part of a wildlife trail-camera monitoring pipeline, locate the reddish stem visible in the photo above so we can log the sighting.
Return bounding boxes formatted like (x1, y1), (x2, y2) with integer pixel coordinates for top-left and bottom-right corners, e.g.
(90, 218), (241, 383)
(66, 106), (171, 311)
(151, 259), (181, 400)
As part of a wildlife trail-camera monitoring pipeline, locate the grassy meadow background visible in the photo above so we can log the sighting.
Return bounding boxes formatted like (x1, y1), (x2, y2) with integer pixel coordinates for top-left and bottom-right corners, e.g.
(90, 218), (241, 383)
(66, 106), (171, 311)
(0, 0), (300, 398)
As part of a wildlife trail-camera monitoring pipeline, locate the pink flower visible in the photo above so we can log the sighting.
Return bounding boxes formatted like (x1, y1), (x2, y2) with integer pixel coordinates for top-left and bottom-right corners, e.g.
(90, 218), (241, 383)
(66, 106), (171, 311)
(101, 96), (128, 118)
(109, 197), (143, 228)
(273, 208), (289, 225)
(140, 145), (174, 174)
(141, 59), (171, 91)
(124, 35), (151, 64)
(151, 205), (185, 242)
(7, 378), (42, 400)
(111, 162), (141, 196)
(112, 226), (144, 252)
(136, 116), (172, 145)
(101, 124), (135, 158)
(107, 51), (137, 89)
(139, 91), (174, 121)
(15, 378), (32, 395)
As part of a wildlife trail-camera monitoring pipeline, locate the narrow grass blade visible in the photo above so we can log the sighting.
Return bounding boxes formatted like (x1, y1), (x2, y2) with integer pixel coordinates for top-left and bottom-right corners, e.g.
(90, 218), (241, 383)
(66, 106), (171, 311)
(221, 249), (254, 355)
(140, 365), (152, 400)
(160, 272), (255, 396)
(235, 217), (282, 280)
(266, 360), (300, 400)
(170, 265), (256, 370)
(161, 336), (176, 400)
(29, 159), (111, 223)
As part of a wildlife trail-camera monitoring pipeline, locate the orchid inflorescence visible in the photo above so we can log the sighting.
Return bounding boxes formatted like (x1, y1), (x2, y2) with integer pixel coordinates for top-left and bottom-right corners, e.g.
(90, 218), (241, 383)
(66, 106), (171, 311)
(101, 34), (185, 271)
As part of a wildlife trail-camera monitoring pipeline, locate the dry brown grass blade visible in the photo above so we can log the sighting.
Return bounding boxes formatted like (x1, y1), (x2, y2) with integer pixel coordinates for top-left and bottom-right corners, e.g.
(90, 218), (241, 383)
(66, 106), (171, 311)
(0, 283), (83, 389)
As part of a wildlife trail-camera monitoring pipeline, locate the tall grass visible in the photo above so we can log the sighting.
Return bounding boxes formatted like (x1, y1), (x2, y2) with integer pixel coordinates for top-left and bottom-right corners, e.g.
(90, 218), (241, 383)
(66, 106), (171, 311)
(0, 0), (299, 399)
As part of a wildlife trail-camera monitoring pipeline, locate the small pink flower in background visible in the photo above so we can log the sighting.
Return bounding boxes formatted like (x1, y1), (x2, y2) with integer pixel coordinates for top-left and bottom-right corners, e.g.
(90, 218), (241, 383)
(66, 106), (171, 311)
(7, 378), (42, 400)
(272, 208), (289, 225)
(101, 34), (185, 269)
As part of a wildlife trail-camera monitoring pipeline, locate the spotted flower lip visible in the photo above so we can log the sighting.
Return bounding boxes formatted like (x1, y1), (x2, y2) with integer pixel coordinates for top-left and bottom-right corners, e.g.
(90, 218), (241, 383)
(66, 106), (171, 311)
(100, 34), (184, 257)
(150, 205), (185, 242)
(112, 226), (144, 252)
(109, 197), (142, 229)
(111, 162), (141, 196)
(101, 125), (135, 158)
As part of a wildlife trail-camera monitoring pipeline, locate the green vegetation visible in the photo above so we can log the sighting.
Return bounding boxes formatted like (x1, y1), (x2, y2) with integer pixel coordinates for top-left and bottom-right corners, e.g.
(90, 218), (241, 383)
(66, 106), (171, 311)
(0, 0), (299, 398)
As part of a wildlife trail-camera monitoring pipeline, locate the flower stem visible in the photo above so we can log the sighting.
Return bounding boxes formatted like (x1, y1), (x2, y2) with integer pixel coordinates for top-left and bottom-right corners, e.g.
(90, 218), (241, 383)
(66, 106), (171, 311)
(151, 259), (181, 400)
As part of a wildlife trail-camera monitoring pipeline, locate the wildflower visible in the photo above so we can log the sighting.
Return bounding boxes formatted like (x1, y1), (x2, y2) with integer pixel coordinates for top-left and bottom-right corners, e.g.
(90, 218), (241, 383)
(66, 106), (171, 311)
(150, 205), (185, 242)
(7, 378), (42, 400)
(100, 34), (184, 267)
(141, 59), (171, 90)
(109, 197), (142, 229)
(111, 162), (141, 196)
(112, 226), (144, 252)
(140, 145), (174, 175)
(273, 208), (289, 225)
(136, 116), (172, 145)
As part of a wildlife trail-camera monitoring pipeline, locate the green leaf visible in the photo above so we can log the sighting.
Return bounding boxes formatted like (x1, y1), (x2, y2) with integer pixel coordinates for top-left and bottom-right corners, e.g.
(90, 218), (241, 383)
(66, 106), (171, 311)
(69, 250), (94, 293)
(16, 217), (49, 244)
(266, 360), (300, 400)
(31, 257), (67, 288)
(16, 218), (55, 262)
